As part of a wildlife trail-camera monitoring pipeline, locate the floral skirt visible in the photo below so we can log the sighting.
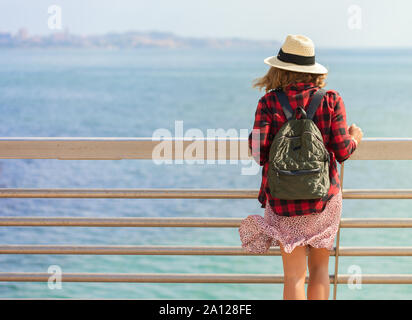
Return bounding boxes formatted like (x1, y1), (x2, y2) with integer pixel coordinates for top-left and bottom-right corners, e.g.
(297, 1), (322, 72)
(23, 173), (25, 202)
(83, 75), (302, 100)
(238, 189), (342, 254)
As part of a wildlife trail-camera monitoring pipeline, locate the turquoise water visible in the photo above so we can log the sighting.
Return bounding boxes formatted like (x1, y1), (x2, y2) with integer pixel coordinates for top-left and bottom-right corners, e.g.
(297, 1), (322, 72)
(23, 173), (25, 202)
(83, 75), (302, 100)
(0, 47), (412, 299)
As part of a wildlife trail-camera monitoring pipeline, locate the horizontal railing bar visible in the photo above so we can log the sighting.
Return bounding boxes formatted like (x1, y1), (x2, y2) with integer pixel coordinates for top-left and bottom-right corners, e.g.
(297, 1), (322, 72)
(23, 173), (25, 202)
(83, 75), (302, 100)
(1, 188), (412, 199)
(0, 137), (411, 160)
(1, 217), (412, 228)
(0, 217), (240, 227)
(338, 247), (412, 256)
(0, 272), (411, 284)
(339, 218), (412, 228)
(2, 245), (412, 256)
(343, 189), (412, 199)
(0, 188), (257, 199)
(0, 245), (285, 255)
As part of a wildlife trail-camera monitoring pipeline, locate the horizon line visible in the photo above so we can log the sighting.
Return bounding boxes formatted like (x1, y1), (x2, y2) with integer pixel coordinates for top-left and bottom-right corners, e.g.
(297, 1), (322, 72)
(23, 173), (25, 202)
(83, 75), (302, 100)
(1, 28), (412, 50)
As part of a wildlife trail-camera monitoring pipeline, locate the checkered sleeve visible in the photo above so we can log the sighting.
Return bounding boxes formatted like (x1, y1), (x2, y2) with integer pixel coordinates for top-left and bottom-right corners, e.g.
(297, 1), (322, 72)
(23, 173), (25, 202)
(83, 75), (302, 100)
(248, 98), (273, 166)
(329, 94), (357, 164)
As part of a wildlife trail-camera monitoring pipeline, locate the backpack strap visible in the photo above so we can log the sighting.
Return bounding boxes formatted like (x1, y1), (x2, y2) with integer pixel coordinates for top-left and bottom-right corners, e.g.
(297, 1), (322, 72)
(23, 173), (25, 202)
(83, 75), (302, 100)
(305, 89), (326, 120)
(275, 90), (294, 121)
(275, 88), (326, 121)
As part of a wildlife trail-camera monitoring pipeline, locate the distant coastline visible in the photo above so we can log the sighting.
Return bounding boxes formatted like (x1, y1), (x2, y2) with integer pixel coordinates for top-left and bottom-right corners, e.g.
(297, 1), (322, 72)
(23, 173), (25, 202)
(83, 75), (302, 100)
(0, 28), (279, 49)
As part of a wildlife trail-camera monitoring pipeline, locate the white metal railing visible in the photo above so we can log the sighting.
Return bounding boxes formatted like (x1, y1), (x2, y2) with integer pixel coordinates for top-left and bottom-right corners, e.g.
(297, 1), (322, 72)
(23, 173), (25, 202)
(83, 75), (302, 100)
(0, 137), (411, 300)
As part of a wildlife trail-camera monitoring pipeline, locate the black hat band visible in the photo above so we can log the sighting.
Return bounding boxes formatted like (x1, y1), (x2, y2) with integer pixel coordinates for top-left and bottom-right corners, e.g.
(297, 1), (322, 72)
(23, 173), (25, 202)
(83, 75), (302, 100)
(277, 48), (315, 66)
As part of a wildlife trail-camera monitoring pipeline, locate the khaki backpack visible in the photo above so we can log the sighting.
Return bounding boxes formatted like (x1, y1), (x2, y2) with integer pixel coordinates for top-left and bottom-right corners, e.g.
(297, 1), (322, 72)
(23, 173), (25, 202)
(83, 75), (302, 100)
(267, 88), (330, 200)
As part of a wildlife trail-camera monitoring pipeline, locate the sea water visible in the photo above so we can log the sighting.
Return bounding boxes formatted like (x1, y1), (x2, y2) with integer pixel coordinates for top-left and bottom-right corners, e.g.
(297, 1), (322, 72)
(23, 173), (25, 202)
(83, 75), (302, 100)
(0, 47), (411, 299)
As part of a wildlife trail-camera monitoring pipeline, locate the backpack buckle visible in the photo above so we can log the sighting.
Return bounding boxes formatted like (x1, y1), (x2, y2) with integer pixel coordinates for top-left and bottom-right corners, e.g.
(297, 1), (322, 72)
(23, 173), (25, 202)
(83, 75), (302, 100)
(293, 106), (307, 119)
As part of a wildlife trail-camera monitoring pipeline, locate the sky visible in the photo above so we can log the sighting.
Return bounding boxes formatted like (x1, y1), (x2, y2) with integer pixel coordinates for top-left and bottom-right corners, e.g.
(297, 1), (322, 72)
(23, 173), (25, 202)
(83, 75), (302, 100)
(1, 0), (412, 48)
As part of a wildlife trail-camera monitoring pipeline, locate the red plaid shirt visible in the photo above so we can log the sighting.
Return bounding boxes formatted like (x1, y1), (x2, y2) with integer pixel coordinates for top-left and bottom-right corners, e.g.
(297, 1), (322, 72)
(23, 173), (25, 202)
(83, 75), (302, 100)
(248, 82), (357, 217)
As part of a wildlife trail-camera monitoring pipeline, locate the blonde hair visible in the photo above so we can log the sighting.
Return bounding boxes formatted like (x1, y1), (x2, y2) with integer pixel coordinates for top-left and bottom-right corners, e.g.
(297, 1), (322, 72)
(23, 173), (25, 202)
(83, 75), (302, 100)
(252, 66), (327, 93)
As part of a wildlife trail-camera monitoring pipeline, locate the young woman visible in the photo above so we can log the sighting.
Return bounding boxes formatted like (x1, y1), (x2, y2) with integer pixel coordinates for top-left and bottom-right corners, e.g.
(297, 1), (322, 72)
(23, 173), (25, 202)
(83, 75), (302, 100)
(239, 35), (363, 300)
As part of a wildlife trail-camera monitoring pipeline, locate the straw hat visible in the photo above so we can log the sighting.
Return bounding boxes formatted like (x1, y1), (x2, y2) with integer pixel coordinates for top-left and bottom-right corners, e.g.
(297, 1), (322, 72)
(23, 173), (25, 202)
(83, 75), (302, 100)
(264, 35), (327, 74)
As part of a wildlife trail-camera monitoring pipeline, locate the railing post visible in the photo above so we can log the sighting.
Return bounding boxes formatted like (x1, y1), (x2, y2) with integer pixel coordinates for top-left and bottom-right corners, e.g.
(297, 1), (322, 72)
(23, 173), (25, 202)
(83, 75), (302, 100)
(333, 162), (345, 300)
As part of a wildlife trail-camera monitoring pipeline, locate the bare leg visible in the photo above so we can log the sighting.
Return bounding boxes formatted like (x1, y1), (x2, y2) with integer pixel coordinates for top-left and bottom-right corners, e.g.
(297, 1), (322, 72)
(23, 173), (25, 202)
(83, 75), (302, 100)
(280, 243), (307, 300)
(307, 246), (330, 300)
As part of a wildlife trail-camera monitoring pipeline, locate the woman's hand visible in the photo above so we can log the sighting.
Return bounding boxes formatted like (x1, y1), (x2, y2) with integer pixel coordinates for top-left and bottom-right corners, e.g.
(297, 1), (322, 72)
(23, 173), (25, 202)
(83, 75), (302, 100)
(348, 124), (363, 144)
